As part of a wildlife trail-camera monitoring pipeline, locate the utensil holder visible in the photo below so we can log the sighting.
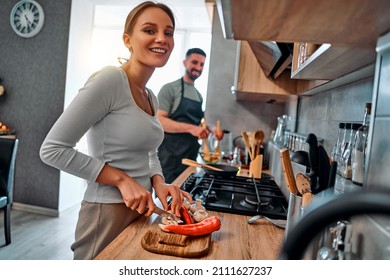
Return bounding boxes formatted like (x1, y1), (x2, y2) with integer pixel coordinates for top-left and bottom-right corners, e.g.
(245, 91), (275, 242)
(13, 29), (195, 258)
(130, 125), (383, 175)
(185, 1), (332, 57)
(285, 192), (303, 239)
(249, 154), (263, 179)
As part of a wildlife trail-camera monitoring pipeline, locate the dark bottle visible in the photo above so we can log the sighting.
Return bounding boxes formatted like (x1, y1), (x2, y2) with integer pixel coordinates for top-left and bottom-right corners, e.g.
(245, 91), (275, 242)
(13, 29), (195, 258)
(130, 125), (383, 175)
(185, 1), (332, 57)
(351, 103), (372, 186)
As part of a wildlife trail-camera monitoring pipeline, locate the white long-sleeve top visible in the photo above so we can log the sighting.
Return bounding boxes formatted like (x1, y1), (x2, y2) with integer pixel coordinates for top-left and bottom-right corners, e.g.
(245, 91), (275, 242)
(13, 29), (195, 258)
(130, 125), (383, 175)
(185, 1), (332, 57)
(40, 66), (164, 203)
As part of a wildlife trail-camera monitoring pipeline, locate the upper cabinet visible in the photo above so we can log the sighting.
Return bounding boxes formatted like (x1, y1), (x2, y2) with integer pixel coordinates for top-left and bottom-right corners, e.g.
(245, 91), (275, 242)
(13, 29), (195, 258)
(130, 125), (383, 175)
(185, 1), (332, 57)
(216, 0), (390, 47)
(215, 0), (387, 90)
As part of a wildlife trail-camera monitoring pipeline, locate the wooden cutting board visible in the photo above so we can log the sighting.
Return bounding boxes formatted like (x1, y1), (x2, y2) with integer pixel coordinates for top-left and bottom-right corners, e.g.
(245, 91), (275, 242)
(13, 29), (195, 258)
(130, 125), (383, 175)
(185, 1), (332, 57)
(141, 222), (211, 258)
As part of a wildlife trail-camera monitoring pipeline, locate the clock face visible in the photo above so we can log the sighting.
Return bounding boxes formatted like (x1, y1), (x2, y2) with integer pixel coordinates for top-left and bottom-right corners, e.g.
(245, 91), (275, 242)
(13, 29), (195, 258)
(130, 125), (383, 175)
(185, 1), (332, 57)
(10, 0), (45, 38)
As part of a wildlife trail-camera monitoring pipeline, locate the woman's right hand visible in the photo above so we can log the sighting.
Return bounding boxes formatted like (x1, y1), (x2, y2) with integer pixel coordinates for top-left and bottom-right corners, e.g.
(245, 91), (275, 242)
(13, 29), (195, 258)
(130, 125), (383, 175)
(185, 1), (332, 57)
(117, 179), (155, 216)
(96, 164), (155, 216)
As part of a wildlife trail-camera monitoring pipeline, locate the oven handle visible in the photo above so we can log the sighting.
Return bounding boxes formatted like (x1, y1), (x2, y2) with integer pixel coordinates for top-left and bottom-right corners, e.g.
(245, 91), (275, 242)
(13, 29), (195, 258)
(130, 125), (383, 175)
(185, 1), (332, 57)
(279, 188), (390, 260)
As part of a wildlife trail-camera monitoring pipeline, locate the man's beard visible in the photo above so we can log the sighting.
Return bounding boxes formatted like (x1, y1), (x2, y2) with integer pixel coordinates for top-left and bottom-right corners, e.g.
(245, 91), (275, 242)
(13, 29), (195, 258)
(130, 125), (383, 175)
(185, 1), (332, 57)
(186, 69), (202, 81)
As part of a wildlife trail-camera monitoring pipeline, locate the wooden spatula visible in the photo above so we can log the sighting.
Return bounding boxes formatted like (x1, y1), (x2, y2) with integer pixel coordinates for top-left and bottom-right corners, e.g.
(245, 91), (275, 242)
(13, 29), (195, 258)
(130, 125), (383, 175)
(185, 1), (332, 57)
(181, 158), (223, 171)
(280, 148), (299, 195)
(201, 119), (210, 161)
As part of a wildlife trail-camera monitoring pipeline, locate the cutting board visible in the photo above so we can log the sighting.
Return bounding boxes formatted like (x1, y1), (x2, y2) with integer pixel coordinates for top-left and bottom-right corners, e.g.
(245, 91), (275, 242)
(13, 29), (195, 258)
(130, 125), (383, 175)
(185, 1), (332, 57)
(141, 221), (211, 258)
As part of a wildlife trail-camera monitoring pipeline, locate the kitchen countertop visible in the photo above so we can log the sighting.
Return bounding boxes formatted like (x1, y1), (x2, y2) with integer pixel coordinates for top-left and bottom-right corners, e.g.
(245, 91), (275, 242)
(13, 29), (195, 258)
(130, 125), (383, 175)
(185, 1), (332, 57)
(95, 167), (285, 260)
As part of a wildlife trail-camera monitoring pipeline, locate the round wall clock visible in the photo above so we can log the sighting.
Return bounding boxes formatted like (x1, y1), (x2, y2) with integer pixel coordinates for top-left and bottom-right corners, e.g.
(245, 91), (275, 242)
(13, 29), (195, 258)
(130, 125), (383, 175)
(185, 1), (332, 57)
(10, 0), (45, 38)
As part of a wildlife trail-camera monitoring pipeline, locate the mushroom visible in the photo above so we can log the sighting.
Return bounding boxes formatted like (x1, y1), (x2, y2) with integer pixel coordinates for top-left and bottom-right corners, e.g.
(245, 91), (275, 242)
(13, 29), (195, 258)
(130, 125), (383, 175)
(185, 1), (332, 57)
(193, 209), (209, 223)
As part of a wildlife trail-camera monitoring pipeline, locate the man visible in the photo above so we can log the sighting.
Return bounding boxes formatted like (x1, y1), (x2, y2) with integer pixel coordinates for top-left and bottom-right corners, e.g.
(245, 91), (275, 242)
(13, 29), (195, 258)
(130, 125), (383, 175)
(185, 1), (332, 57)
(157, 48), (210, 183)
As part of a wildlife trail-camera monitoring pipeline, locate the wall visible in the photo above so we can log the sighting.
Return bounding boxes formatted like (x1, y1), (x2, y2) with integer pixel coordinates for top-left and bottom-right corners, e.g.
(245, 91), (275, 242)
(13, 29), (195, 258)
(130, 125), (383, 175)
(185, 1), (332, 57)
(296, 76), (374, 153)
(205, 7), (288, 144)
(0, 0), (72, 214)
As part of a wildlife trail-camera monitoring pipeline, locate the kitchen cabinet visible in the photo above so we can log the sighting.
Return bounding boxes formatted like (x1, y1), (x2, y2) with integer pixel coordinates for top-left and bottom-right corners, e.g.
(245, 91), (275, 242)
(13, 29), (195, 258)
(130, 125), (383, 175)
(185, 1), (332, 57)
(216, 0), (390, 47)
(233, 41), (298, 103)
(216, 0), (385, 93)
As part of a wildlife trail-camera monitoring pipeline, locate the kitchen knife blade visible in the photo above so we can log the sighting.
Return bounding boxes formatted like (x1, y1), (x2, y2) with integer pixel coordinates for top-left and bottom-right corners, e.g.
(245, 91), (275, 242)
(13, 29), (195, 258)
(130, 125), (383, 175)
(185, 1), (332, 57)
(150, 206), (183, 223)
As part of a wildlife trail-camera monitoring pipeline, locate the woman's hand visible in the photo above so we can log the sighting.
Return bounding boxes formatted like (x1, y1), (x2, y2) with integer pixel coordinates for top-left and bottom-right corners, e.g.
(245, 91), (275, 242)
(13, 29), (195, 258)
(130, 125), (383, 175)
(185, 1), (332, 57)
(153, 180), (193, 217)
(96, 164), (155, 216)
(117, 179), (155, 216)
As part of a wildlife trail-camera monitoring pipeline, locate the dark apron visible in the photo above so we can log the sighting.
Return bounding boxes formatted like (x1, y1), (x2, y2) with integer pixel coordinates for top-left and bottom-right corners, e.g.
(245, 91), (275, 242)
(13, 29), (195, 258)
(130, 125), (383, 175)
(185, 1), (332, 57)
(158, 78), (204, 183)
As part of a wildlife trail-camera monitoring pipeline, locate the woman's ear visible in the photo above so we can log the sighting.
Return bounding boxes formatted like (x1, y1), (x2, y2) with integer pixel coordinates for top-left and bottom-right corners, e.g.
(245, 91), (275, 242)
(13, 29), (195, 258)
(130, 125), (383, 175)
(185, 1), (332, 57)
(123, 33), (132, 49)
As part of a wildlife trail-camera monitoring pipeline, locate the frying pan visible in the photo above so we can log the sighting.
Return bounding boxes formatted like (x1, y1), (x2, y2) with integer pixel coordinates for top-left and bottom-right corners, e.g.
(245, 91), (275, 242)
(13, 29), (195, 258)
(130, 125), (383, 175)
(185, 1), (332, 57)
(181, 158), (239, 177)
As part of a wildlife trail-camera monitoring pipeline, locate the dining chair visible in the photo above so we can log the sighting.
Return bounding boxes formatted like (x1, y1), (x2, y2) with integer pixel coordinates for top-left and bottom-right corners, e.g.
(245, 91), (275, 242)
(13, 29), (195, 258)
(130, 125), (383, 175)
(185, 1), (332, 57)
(0, 138), (19, 245)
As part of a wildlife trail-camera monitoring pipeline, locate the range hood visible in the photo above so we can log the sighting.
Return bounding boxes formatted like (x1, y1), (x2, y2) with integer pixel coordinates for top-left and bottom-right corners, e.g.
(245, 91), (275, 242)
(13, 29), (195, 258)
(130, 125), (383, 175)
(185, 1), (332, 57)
(248, 41), (293, 79)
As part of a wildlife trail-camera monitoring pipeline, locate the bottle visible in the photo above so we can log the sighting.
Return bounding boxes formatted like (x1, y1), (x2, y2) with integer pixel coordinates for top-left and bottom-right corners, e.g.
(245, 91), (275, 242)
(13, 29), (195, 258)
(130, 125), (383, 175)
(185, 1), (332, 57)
(339, 123), (361, 179)
(331, 122), (345, 163)
(351, 103), (372, 186)
(337, 123), (351, 175)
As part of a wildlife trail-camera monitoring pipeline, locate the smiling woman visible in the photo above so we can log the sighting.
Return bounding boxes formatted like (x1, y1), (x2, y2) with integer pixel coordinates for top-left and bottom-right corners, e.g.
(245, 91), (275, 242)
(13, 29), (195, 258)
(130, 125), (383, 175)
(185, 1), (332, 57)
(89, 1), (212, 110)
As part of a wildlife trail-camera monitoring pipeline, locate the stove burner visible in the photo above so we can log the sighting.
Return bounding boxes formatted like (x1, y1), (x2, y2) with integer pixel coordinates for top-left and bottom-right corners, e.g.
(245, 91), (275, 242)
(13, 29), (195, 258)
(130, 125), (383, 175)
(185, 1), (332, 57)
(200, 190), (218, 202)
(244, 196), (258, 206)
(240, 198), (257, 210)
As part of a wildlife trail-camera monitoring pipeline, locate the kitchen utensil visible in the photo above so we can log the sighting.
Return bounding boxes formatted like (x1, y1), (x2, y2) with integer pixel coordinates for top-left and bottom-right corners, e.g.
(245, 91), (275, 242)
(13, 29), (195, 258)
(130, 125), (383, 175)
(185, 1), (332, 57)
(201, 119), (211, 161)
(241, 131), (254, 161)
(296, 172), (314, 208)
(147, 206), (183, 224)
(318, 145), (331, 192)
(181, 158), (223, 171)
(290, 150), (310, 169)
(254, 129), (265, 156)
(280, 148), (299, 195)
(215, 120), (221, 156)
(247, 215), (287, 228)
(141, 221), (211, 257)
(306, 133), (319, 193)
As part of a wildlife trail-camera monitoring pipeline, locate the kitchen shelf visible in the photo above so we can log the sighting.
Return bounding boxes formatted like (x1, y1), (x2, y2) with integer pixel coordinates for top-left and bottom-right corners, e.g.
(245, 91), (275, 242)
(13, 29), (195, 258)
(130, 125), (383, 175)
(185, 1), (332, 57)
(291, 43), (377, 80)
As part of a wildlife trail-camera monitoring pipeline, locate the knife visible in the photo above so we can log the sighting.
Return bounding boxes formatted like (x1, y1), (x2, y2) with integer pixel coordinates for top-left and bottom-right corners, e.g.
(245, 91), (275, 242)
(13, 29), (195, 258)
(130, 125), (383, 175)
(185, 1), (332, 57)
(148, 206), (183, 223)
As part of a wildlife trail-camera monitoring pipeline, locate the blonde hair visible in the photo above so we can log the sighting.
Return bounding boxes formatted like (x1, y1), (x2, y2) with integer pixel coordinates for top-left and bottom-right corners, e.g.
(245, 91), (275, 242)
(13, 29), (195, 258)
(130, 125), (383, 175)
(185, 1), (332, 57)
(124, 1), (175, 35)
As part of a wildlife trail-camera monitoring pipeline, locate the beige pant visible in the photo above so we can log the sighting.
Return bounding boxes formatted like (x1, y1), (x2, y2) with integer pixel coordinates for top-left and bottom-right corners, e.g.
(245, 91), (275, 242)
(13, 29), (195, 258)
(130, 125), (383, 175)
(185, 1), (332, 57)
(71, 200), (140, 260)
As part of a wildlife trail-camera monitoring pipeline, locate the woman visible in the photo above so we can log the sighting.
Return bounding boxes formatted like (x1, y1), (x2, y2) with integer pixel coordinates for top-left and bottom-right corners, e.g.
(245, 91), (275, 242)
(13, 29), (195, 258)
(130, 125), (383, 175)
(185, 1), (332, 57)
(40, 1), (192, 260)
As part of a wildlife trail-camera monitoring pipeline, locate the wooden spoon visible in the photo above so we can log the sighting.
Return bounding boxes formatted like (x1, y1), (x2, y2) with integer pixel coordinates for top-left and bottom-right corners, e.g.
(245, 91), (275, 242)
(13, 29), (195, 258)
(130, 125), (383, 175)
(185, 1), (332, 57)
(241, 131), (253, 161)
(296, 172), (314, 208)
(181, 158), (223, 171)
(215, 120), (221, 156)
(280, 148), (299, 195)
(254, 129), (264, 156)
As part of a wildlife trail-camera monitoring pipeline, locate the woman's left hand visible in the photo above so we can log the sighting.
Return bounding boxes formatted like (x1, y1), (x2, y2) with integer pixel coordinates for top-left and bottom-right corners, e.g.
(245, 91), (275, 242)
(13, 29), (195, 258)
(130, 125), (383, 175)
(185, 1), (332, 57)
(154, 182), (192, 217)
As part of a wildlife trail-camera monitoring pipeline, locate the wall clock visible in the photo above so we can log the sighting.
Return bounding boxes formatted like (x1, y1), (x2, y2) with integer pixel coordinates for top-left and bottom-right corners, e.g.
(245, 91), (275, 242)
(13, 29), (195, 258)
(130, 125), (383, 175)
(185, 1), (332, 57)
(10, 0), (45, 38)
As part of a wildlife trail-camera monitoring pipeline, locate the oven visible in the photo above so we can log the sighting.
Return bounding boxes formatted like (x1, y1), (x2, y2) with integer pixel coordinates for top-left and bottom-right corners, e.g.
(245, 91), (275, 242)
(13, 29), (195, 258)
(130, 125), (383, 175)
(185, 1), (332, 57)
(180, 171), (288, 220)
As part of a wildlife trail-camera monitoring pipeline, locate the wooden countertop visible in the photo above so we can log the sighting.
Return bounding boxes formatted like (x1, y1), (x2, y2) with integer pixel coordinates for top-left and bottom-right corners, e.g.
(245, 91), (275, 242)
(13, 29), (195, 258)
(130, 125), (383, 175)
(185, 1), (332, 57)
(95, 167), (285, 260)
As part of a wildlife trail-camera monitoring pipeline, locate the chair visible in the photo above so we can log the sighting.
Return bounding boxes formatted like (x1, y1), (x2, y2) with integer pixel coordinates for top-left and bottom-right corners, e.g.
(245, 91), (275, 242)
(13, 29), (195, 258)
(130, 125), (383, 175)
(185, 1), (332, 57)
(0, 138), (19, 245)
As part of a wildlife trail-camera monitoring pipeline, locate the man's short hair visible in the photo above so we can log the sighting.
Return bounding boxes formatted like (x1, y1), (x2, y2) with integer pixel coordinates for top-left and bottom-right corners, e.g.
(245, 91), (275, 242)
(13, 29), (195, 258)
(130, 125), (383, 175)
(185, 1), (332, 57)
(186, 48), (206, 58)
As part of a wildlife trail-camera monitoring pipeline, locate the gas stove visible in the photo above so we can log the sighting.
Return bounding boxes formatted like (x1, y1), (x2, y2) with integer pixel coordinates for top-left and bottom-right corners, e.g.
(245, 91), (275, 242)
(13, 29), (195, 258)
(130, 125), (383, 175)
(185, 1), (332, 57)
(180, 172), (288, 220)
